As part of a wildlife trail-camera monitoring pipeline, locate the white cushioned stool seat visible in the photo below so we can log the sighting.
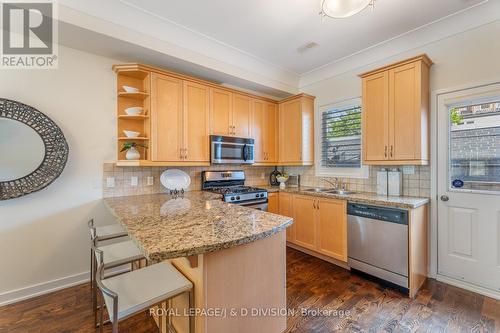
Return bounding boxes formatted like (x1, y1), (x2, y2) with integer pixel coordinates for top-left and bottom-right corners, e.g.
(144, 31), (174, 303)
(95, 240), (144, 268)
(102, 262), (193, 322)
(95, 224), (127, 240)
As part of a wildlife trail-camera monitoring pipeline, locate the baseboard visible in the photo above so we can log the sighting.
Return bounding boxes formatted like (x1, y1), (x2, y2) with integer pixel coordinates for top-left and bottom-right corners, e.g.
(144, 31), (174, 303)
(287, 242), (350, 270)
(0, 271), (89, 307)
(437, 274), (500, 300)
(0, 265), (131, 307)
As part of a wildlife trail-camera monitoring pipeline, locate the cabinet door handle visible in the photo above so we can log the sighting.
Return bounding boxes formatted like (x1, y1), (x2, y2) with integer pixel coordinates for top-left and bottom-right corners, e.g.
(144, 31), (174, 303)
(184, 148), (188, 159)
(390, 145), (393, 158)
(384, 146), (388, 159)
(180, 148), (184, 159)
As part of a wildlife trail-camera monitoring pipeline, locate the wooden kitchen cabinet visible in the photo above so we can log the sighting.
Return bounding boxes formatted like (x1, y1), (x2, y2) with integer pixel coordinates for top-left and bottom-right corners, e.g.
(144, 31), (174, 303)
(150, 74), (210, 162)
(251, 99), (279, 164)
(268, 192), (279, 214)
(292, 195), (317, 250)
(210, 88), (232, 136)
(288, 194), (348, 263)
(278, 192), (294, 241)
(114, 63), (315, 167)
(360, 54), (432, 165)
(232, 94), (251, 137)
(183, 81), (210, 162)
(278, 94), (314, 165)
(316, 198), (347, 262)
(150, 73), (183, 162)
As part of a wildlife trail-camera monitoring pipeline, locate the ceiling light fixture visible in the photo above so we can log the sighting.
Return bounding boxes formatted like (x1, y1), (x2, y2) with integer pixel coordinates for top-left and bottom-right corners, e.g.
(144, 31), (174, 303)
(319, 0), (375, 19)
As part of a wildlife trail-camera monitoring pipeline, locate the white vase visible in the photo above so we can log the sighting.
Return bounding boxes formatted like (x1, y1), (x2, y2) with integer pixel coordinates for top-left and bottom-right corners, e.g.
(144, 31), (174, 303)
(125, 146), (140, 160)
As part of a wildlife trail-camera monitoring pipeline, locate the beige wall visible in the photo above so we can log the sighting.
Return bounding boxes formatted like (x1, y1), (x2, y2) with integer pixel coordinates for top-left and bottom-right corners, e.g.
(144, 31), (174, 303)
(0, 46), (119, 304)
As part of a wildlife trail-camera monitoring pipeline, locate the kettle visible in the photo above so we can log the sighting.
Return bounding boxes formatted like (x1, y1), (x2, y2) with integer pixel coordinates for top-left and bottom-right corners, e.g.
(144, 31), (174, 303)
(269, 167), (281, 186)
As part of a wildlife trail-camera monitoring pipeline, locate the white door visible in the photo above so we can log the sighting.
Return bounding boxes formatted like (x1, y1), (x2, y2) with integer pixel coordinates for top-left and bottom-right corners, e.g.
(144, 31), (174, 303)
(437, 83), (500, 296)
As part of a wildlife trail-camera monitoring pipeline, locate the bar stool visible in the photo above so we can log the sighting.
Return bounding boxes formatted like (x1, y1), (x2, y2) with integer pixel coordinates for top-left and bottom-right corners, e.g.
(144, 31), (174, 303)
(88, 219), (128, 293)
(94, 247), (194, 333)
(88, 221), (144, 327)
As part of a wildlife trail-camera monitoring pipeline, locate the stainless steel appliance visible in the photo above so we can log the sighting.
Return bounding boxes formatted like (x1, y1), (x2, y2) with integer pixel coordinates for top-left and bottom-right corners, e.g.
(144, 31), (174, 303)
(202, 170), (268, 211)
(347, 203), (409, 288)
(210, 135), (254, 164)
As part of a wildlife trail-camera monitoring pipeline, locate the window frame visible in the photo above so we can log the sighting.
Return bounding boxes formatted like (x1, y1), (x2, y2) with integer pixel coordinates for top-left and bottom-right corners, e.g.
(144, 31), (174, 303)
(314, 97), (369, 179)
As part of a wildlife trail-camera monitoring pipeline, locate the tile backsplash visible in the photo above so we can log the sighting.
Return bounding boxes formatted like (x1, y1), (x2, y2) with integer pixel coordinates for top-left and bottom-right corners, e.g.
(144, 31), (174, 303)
(102, 163), (274, 198)
(102, 164), (430, 198)
(284, 165), (431, 197)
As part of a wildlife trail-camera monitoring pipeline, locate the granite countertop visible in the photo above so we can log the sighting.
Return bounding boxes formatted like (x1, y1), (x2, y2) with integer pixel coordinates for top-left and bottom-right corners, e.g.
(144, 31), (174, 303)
(103, 192), (292, 263)
(264, 186), (429, 209)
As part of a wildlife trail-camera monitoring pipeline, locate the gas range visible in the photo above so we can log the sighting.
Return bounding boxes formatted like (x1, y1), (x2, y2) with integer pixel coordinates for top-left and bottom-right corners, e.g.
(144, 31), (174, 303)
(202, 171), (268, 210)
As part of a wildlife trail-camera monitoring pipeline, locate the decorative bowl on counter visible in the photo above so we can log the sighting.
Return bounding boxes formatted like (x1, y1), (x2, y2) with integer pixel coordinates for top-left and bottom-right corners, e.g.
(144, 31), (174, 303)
(123, 130), (141, 138)
(124, 107), (143, 115)
(276, 174), (289, 189)
(122, 85), (139, 93)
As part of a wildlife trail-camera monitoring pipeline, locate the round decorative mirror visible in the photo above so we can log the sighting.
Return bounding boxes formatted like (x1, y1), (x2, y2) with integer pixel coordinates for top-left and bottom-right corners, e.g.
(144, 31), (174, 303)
(0, 99), (69, 200)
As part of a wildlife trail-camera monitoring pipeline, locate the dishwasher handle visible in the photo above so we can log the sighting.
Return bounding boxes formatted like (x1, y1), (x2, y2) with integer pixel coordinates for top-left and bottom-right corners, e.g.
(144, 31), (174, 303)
(347, 203), (408, 225)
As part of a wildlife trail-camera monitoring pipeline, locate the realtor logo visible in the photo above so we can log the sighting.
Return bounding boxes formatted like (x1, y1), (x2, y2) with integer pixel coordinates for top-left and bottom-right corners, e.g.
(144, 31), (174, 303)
(1, 0), (58, 68)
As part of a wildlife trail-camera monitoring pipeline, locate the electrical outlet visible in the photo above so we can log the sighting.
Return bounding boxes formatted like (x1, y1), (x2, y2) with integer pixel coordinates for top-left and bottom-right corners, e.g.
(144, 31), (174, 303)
(260, 173), (265, 179)
(106, 177), (115, 188)
(147, 176), (154, 186)
(402, 166), (415, 175)
(131, 176), (138, 186)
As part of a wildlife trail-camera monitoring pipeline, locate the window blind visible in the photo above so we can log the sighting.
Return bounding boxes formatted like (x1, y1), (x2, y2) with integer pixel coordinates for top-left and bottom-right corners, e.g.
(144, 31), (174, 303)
(321, 106), (362, 168)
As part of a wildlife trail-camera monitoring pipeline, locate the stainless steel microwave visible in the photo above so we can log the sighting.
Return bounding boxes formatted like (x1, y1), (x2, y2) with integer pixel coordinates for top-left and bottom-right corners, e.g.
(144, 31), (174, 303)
(210, 135), (254, 164)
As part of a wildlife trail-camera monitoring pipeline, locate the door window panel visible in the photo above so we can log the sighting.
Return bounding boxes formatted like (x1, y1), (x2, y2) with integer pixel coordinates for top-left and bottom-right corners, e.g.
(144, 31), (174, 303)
(449, 101), (500, 192)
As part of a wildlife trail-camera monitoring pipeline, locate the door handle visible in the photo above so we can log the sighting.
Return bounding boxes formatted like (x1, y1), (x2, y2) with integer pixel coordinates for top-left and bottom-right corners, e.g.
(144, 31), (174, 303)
(440, 195), (449, 202)
(384, 146), (388, 159)
(390, 145), (393, 158)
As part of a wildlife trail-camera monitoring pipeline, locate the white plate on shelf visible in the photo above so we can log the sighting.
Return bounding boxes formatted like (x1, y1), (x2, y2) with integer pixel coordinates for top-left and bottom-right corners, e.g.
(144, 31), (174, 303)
(122, 85), (139, 93)
(160, 169), (191, 190)
(124, 107), (143, 115)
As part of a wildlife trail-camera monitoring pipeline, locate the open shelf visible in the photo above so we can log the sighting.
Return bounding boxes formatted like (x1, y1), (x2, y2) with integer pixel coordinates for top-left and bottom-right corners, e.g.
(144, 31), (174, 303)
(118, 115), (149, 120)
(117, 91), (150, 100)
(116, 160), (211, 167)
(118, 136), (149, 140)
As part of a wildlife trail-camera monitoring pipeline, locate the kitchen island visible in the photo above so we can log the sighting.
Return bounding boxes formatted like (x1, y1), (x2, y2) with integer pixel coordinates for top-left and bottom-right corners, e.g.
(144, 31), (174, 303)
(104, 192), (292, 333)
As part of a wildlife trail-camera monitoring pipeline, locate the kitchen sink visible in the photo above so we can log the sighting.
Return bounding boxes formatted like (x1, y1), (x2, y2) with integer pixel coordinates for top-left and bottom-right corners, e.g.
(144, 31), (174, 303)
(303, 188), (357, 195)
(303, 188), (332, 193)
(325, 189), (357, 195)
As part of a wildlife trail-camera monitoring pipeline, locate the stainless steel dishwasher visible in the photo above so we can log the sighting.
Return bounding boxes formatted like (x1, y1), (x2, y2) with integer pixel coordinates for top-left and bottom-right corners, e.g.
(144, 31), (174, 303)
(347, 203), (409, 288)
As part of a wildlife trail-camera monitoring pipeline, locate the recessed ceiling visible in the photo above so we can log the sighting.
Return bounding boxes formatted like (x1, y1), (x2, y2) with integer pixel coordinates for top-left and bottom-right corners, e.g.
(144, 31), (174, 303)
(120, 0), (487, 74)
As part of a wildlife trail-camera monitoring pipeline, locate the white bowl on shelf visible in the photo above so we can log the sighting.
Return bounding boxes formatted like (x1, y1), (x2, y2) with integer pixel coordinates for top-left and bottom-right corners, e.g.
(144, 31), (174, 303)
(123, 130), (141, 138)
(122, 85), (139, 93)
(124, 107), (143, 115)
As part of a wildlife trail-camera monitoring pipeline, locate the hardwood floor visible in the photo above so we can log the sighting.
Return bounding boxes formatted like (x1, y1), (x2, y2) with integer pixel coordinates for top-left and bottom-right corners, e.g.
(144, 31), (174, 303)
(0, 248), (499, 332)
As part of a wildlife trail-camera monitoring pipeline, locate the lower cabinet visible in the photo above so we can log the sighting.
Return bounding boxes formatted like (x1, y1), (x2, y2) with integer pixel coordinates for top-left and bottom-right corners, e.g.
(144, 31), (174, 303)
(284, 193), (348, 262)
(268, 192), (347, 262)
(268, 193), (279, 214)
(316, 198), (347, 262)
(292, 195), (317, 251)
(278, 192), (294, 241)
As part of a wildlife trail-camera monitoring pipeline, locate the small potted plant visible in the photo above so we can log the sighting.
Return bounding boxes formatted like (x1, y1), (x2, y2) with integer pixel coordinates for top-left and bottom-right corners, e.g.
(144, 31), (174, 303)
(121, 142), (147, 160)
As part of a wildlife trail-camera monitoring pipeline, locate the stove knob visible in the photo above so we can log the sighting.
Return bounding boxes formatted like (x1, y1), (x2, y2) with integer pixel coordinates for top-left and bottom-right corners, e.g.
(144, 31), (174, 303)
(260, 193), (265, 198)
(236, 196), (240, 200)
(230, 196), (235, 201)
(255, 194), (260, 198)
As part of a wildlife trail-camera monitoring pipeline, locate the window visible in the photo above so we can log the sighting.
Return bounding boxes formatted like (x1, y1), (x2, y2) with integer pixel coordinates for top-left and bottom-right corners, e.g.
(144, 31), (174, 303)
(315, 99), (368, 178)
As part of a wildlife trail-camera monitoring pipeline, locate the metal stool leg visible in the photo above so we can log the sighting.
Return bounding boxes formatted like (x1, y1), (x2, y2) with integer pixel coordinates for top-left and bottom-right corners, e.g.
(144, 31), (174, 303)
(188, 289), (195, 333)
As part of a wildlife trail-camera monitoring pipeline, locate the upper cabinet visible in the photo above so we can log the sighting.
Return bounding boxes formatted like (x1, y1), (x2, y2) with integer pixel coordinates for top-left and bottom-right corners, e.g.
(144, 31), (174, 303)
(150, 74), (210, 163)
(209, 90), (251, 137)
(251, 99), (278, 164)
(113, 63), (316, 166)
(209, 88), (232, 136)
(360, 54), (432, 165)
(278, 94), (315, 165)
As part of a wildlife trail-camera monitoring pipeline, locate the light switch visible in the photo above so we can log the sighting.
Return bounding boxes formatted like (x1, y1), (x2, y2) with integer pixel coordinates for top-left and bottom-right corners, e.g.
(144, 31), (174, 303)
(147, 176), (154, 186)
(106, 177), (115, 188)
(131, 176), (138, 186)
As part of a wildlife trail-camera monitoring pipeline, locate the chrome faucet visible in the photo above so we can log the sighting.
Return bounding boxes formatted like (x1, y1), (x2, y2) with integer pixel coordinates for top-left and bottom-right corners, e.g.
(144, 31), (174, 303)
(322, 177), (346, 190)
